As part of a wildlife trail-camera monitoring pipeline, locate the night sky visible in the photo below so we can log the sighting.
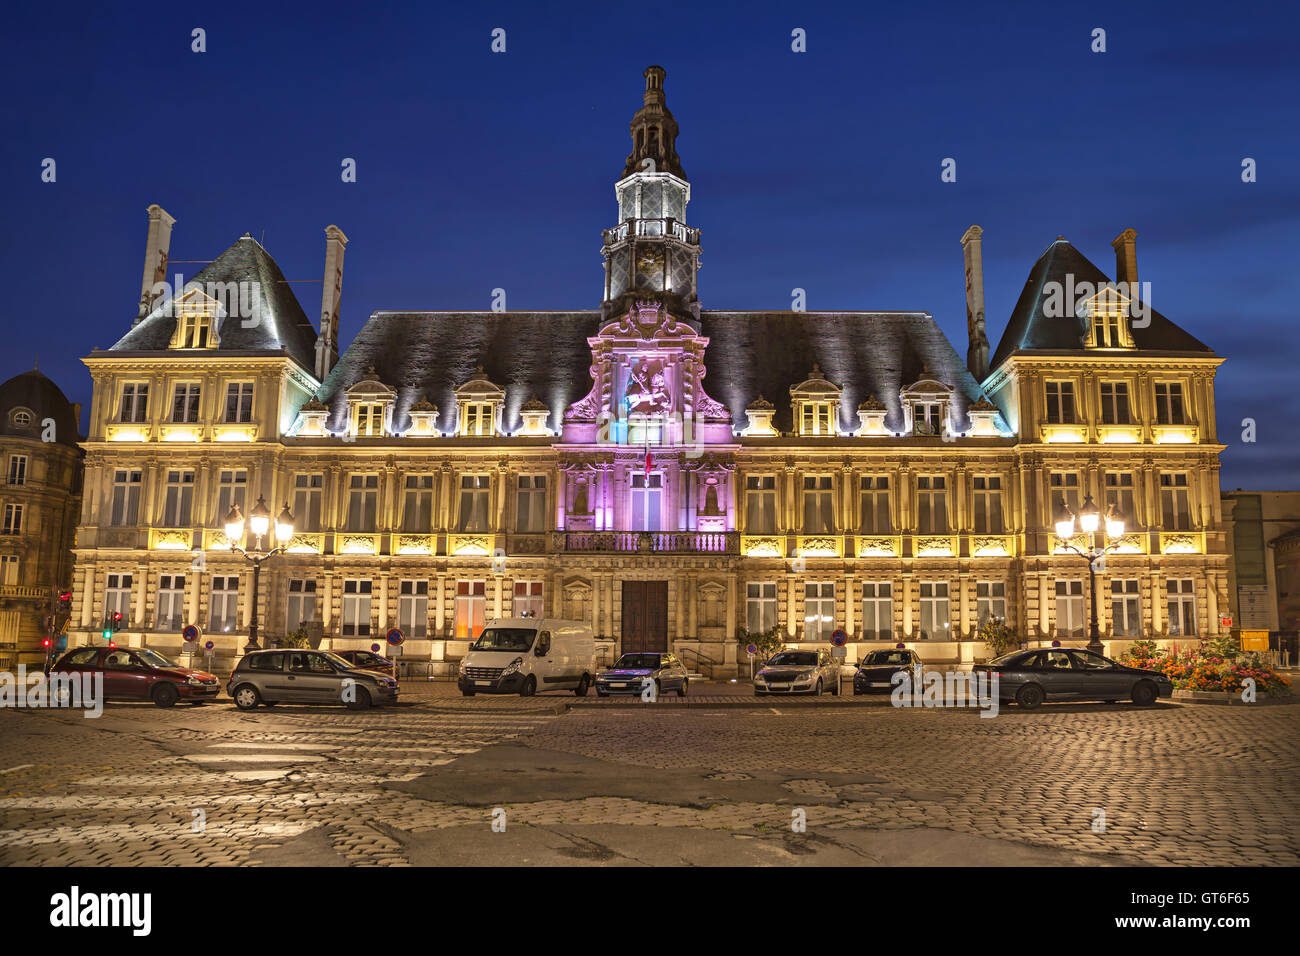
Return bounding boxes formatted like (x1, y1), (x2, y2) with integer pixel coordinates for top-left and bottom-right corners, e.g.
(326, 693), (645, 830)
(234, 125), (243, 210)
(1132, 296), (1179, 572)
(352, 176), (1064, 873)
(3, 0), (1296, 488)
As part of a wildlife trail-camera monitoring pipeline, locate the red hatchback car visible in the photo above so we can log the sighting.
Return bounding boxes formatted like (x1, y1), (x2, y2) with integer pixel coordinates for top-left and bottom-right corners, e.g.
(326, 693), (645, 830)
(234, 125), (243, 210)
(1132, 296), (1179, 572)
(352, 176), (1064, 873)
(51, 646), (221, 707)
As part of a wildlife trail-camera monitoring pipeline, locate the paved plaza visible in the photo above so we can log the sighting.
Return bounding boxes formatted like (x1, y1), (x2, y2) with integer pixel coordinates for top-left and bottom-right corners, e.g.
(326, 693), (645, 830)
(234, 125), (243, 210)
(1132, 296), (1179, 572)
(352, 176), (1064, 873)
(1, 684), (1296, 866)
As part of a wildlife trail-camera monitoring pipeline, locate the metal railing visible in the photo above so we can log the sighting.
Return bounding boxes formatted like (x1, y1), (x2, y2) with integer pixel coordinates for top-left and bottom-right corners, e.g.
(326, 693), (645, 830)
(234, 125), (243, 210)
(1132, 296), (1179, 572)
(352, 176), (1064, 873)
(676, 645), (718, 680)
(553, 531), (738, 554)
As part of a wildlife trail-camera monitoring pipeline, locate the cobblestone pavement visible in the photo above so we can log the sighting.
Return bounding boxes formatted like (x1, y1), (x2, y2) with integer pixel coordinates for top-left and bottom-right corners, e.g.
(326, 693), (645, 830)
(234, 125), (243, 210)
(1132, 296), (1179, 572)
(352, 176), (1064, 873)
(0, 693), (1296, 866)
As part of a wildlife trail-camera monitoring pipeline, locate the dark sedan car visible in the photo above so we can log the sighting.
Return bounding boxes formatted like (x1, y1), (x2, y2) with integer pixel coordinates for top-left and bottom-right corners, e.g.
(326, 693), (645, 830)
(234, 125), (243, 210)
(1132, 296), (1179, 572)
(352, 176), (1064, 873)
(853, 647), (922, 695)
(331, 649), (397, 678)
(596, 652), (689, 697)
(972, 647), (1173, 709)
(50, 645), (220, 707)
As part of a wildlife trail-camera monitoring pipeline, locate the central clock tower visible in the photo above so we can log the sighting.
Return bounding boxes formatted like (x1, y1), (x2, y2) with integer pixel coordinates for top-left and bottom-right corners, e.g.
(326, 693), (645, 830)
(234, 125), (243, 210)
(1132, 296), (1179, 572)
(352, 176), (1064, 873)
(601, 65), (701, 321)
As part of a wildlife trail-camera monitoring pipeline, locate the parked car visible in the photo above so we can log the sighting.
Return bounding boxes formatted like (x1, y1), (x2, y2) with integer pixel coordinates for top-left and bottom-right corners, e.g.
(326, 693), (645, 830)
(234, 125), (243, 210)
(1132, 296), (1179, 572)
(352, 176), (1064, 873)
(332, 649), (396, 677)
(854, 647), (923, 695)
(458, 619), (596, 696)
(226, 649), (398, 710)
(596, 652), (689, 697)
(754, 649), (841, 696)
(972, 647), (1173, 709)
(49, 645), (220, 708)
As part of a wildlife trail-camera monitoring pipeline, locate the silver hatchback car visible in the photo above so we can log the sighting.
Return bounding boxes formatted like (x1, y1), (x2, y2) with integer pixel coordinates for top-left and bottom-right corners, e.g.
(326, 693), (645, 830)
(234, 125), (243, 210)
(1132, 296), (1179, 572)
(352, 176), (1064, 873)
(754, 649), (843, 696)
(227, 649), (398, 710)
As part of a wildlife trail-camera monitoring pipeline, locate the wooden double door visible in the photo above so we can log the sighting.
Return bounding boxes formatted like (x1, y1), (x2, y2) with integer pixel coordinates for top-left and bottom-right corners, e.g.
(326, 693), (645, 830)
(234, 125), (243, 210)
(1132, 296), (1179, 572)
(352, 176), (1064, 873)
(621, 581), (668, 653)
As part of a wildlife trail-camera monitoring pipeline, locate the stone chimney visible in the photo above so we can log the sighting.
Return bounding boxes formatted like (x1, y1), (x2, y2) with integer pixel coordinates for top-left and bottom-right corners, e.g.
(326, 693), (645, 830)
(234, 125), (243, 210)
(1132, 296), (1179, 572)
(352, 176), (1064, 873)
(135, 204), (176, 324)
(314, 224), (349, 381)
(1112, 227), (1138, 291)
(961, 225), (989, 381)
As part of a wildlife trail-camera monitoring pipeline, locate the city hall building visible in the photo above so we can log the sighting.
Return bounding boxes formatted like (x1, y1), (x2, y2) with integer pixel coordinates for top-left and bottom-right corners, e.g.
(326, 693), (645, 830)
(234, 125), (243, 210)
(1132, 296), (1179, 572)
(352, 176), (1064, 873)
(70, 67), (1228, 675)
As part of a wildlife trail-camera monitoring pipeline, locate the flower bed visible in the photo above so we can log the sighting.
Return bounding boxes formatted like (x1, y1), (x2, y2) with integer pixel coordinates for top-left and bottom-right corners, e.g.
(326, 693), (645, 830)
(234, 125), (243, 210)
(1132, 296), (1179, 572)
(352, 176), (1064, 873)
(1121, 641), (1291, 696)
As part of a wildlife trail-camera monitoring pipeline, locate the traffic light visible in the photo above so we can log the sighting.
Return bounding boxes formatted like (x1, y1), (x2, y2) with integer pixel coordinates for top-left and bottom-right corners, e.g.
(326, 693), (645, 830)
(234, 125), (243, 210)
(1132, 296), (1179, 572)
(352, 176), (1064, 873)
(57, 590), (71, 612)
(41, 638), (51, 649)
(111, 611), (122, 632)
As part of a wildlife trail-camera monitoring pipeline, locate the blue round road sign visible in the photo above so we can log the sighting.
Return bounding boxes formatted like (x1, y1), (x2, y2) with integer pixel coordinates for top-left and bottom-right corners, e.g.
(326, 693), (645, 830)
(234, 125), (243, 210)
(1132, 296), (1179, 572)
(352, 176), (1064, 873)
(370, 643), (381, 653)
(831, 629), (848, 647)
(204, 640), (214, 651)
(386, 628), (405, 646)
(745, 642), (758, 656)
(182, 624), (200, 642)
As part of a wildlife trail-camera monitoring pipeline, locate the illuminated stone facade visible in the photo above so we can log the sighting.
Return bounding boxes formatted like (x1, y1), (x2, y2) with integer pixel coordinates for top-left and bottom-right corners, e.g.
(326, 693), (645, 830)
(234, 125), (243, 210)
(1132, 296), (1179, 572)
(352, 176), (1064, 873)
(70, 67), (1228, 675)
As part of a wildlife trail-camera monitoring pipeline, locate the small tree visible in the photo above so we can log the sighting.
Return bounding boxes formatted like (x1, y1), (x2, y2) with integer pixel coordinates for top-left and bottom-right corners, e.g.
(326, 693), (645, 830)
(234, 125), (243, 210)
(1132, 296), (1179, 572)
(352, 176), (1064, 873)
(738, 623), (786, 664)
(976, 616), (1018, 658)
(279, 626), (309, 649)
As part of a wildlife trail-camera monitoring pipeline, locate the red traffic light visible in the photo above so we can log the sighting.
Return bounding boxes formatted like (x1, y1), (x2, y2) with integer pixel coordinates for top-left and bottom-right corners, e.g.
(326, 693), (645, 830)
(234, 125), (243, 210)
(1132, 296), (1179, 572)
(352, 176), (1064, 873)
(42, 638), (51, 648)
(108, 641), (116, 648)
(112, 612), (122, 622)
(59, 590), (71, 601)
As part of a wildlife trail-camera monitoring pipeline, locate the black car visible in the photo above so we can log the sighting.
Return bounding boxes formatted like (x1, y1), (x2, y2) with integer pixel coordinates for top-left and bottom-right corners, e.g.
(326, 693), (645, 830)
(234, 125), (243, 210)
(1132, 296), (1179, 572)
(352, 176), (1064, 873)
(972, 647), (1173, 710)
(853, 647), (922, 695)
(596, 652), (689, 697)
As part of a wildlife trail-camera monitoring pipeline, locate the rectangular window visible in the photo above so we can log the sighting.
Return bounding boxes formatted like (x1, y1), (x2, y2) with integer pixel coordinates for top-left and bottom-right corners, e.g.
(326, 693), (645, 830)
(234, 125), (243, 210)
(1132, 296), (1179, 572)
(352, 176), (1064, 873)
(1049, 472), (1081, 515)
(355, 402), (384, 436)
(1159, 472), (1192, 530)
(1045, 381), (1075, 424)
(178, 314), (211, 348)
(342, 579), (373, 636)
(1055, 580), (1085, 638)
(802, 475), (834, 533)
(0, 555), (18, 585)
(110, 470), (143, 526)
(209, 575), (239, 633)
(915, 476), (948, 534)
(455, 580), (486, 640)
(402, 475), (435, 532)
(972, 476), (1004, 533)
(800, 403), (832, 436)
(1166, 578), (1197, 636)
(161, 470), (195, 527)
(913, 403), (942, 436)
(6, 455), (27, 486)
(1100, 382), (1131, 425)
(1111, 579), (1141, 637)
(292, 474), (323, 533)
(976, 581), (1007, 628)
(346, 474), (379, 532)
(860, 582), (893, 641)
(463, 403), (494, 436)
(223, 382), (254, 423)
(457, 475), (491, 532)
(746, 582), (778, 634)
(171, 383), (201, 423)
(745, 476), (778, 534)
(515, 475), (547, 533)
(919, 582), (950, 640)
(630, 473), (663, 531)
(118, 382), (149, 423)
(513, 580), (544, 619)
(1104, 472), (1136, 523)
(286, 578), (317, 634)
(215, 470), (248, 526)
(1, 504), (23, 535)
(398, 580), (429, 638)
(803, 582), (835, 642)
(1154, 382), (1186, 425)
(858, 476), (891, 533)
(105, 573), (132, 624)
(1093, 308), (1126, 348)
(156, 574), (186, 631)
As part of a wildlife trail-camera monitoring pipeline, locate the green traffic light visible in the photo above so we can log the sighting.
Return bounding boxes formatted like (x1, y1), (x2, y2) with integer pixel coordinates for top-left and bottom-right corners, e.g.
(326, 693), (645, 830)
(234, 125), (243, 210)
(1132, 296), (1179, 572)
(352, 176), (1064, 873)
(102, 629), (111, 640)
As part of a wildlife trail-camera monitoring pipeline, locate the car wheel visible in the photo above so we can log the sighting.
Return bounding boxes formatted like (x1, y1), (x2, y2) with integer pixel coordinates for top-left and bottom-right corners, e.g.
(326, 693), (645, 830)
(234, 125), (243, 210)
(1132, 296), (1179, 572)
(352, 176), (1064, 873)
(1015, 684), (1045, 710)
(520, 675), (537, 697)
(814, 679), (823, 696)
(1131, 681), (1157, 706)
(574, 675), (590, 697)
(151, 683), (179, 708)
(678, 678), (688, 698)
(347, 686), (372, 710)
(232, 684), (261, 710)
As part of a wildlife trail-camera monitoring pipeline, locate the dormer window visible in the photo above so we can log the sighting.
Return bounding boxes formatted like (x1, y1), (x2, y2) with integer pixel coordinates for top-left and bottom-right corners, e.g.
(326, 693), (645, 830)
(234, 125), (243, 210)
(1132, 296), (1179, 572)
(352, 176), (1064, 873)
(342, 366), (395, 439)
(177, 313), (212, 348)
(169, 289), (222, 349)
(790, 364), (842, 437)
(454, 367), (505, 437)
(1081, 287), (1136, 349)
(354, 402), (385, 436)
(900, 369), (955, 438)
(914, 403), (943, 436)
(463, 403), (494, 437)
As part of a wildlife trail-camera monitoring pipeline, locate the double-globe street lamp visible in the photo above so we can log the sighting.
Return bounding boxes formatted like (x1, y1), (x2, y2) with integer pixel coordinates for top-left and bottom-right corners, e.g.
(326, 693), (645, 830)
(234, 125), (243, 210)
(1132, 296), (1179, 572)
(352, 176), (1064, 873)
(1053, 494), (1126, 655)
(224, 496), (294, 653)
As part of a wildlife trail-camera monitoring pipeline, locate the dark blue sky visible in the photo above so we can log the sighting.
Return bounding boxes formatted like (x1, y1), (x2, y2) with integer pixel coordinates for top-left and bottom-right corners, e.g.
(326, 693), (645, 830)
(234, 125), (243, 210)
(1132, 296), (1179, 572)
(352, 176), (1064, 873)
(3, 0), (1296, 487)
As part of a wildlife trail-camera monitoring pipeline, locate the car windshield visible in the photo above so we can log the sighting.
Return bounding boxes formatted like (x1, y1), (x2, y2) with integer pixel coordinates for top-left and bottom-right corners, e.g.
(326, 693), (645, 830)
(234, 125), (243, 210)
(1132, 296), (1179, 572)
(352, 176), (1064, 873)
(319, 652), (354, 669)
(136, 648), (175, 668)
(767, 652), (817, 666)
(613, 654), (661, 669)
(863, 651), (910, 666)
(472, 628), (536, 652)
(354, 652), (386, 664)
(989, 651), (1030, 666)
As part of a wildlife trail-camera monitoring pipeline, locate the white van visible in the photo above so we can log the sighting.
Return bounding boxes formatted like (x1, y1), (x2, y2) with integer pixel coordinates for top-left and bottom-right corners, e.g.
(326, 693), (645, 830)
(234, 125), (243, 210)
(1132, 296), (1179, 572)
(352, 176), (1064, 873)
(458, 619), (596, 697)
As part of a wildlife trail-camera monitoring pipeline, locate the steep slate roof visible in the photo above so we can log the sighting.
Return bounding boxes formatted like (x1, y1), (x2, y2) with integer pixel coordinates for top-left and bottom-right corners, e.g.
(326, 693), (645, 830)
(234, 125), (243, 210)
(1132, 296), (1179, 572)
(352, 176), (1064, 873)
(317, 310), (992, 435)
(989, 238), (1214, 371)
(0, 368), (82, 444)
(108, 235), (319, 372)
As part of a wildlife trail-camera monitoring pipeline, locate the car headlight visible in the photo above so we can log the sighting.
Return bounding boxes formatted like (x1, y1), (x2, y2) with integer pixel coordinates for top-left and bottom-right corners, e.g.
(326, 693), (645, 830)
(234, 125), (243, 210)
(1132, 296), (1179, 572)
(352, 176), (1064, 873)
(186, 676), (203, 685)
(501, 657), (524, 676)
(458, 659), (468, 675)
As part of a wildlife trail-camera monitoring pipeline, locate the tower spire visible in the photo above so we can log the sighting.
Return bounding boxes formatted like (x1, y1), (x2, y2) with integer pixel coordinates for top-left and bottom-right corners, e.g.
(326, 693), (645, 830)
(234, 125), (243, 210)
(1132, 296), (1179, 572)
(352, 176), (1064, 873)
(622, 65), (685, 179)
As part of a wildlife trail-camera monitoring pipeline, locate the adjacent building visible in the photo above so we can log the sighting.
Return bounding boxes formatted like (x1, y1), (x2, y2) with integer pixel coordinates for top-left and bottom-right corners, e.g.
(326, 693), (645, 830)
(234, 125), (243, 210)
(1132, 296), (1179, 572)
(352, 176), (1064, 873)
(69, 66), (1229, 675)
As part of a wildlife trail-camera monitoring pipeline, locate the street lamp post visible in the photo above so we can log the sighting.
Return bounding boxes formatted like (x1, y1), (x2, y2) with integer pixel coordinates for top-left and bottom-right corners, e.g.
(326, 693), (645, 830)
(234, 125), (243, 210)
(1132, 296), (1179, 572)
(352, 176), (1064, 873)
(224, 496), (295, 653)
(1053, 495), (1126, 655)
